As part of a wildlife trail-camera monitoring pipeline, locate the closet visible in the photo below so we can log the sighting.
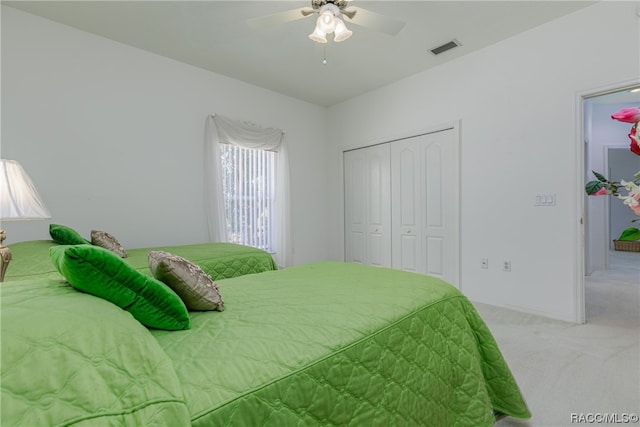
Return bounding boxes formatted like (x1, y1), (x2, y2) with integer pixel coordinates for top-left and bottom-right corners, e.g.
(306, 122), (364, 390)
(344, 143), (391, 268)
(343, 128), (459, 286)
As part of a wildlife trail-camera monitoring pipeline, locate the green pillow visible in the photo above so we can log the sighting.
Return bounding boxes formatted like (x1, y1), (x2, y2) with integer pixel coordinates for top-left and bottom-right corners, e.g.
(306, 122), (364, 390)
(49, 224), (90, 245)
(49, 245), (190, 331)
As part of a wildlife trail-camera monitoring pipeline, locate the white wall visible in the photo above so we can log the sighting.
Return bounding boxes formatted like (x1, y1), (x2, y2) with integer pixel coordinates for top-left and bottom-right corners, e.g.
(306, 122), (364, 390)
(326, 1), (640, 322)
(3, 2), (639, 322)
(0, 5), (330, 265)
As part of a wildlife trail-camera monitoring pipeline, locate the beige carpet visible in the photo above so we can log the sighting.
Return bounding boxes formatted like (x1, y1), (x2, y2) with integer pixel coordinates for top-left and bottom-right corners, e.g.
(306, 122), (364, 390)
(475, 251), (639, 427)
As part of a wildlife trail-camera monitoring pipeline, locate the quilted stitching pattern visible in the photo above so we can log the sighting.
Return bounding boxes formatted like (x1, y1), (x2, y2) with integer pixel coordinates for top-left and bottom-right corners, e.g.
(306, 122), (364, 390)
(5, 241), (277, 283)
(196, 254), (277, 280)
(122, 243), (278, 280)
(194, 298), (528, 427)
(151, 262), (530, 426)
(4, 240), (63, 281)
(1, 279), (191, 427)
(3, 242), (528, 427)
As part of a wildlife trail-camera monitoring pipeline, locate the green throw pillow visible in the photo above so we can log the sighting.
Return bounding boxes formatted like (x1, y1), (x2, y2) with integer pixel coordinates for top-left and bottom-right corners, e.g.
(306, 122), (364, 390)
(49, 224), (90, 245)
(49, 245), (190, 331)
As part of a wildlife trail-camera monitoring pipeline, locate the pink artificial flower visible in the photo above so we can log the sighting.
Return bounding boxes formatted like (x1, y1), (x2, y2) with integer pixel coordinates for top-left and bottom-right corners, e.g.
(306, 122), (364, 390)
(593, 187), (609, 196)
(611, 107), (640, 123)
(629, 123), (640, 156)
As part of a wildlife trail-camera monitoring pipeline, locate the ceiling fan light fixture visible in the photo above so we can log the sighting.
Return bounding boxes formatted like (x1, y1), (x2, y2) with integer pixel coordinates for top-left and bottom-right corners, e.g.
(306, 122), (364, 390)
(333, 17), (352, 42)
(308, 2), (354, 44)
(308, 24), (328, 43)
(317, 9), (336, 32)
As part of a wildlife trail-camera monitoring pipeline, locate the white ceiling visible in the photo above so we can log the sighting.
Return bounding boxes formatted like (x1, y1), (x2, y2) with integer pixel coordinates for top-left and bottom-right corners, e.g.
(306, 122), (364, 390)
(4, 0), (598, 107)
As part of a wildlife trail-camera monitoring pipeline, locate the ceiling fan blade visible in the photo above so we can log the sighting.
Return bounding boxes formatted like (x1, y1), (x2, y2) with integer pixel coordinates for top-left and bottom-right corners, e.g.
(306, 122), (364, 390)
(342, 8), (356, 20)
(248, 7), (314, 29)
(301, 8), (316, 17)
(344, 6), (405, 36)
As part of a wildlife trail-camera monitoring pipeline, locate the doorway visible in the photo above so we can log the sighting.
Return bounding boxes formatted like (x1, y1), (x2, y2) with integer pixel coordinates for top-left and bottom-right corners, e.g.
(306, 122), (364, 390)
(582, 83), (640, 323)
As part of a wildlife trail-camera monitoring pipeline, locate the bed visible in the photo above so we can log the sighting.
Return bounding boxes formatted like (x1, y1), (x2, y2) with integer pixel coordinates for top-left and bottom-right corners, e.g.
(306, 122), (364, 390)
(1, 239), (530, 426)
(4, 239), (278, 282)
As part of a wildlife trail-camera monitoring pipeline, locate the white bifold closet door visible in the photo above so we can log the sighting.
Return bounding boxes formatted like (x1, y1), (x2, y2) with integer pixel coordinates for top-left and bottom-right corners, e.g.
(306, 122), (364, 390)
(391, 129), (456, 282)
(344, 128), (458, 286)
(343, 144), (391, 267)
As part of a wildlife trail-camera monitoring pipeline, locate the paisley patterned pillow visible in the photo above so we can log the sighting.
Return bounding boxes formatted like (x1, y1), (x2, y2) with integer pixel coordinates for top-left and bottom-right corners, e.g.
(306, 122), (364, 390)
(148, 251), (225, 312)
(91, 230), (127, 258)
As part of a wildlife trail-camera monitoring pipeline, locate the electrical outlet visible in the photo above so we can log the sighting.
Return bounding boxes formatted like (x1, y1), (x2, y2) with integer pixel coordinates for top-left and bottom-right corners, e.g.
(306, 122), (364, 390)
(503, 260), (511, 272)
(481, 258), (488, 269)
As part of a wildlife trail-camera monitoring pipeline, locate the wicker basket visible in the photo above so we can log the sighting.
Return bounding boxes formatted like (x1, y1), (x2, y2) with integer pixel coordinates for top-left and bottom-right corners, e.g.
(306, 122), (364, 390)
(613, 240), (640, 252)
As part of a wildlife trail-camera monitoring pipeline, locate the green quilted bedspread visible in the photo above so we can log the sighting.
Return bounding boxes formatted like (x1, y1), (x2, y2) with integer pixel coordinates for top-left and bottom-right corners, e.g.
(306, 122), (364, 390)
(4, 240), (277, 282)
(1, 279), (191, 426)
(2, 241), (529, 426)
(152, 261), (531, 426)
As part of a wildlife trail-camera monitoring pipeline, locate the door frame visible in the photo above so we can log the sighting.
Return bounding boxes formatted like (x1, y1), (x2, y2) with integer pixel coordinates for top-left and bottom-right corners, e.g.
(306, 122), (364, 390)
(576, 78), (639, 324)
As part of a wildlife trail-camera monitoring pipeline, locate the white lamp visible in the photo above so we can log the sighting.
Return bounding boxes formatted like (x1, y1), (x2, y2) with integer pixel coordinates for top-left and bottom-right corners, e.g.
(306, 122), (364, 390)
(0, 159), (51, 282)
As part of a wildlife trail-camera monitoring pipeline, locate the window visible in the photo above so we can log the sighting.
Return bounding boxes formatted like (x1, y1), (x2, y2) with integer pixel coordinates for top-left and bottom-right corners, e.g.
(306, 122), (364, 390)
(205, 114), (290, 266)
(220, 144), (276, 252)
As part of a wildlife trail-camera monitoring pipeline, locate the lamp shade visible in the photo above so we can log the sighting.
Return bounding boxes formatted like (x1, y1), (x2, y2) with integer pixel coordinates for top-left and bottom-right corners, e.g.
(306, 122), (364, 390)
(0, 159), (51, 220)
(333, 18), (352, 42)
(309, 24), (328, 43)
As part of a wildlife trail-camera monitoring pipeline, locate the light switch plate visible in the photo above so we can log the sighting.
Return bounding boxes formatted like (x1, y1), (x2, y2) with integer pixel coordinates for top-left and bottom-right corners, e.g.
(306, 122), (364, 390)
(535, 193), (556, 206)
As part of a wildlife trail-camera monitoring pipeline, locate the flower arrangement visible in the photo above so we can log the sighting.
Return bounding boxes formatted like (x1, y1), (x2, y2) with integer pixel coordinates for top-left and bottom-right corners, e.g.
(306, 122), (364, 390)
(585, 106), (640, 244)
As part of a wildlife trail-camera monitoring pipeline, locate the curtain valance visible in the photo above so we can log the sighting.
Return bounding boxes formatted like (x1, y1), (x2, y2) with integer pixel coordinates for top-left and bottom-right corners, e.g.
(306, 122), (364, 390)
(204, 114), (291, 267)
(212, 114), (284, 150)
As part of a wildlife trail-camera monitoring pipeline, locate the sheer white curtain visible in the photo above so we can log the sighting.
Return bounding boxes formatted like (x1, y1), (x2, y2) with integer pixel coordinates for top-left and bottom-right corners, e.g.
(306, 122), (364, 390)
(204, 114), (291, 267)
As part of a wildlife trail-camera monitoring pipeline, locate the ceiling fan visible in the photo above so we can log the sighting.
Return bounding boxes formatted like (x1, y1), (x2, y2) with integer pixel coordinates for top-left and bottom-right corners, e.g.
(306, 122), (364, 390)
(248, 0), (405, 43)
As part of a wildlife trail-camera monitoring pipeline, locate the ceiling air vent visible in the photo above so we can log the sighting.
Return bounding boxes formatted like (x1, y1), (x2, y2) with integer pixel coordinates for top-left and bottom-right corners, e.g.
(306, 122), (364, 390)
(429, 39), (461, 55)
